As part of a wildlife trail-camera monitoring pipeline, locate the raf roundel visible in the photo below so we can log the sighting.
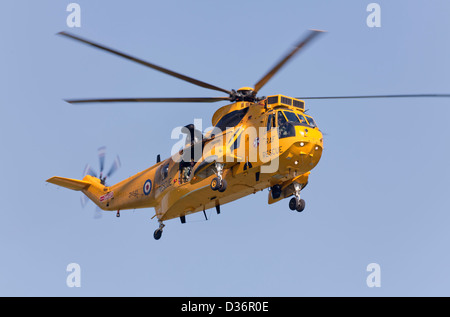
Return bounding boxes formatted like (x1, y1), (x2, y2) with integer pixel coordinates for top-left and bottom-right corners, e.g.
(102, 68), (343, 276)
(143, 179), (152, 195)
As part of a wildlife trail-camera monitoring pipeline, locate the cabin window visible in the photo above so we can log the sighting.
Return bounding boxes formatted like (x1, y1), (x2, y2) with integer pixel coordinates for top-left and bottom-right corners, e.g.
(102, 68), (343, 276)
(215, 108), (249, 132)
(154, 162), (172, 185)
(161, 163), (169, 179)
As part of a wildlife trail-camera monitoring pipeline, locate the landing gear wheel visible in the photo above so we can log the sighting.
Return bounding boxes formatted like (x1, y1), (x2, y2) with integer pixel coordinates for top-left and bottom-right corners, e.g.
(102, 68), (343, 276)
(290, 182), (305, 212)
(289, 197), (297, 210)
(296, 199), (306, 212)
(153, 229), (163, 240)
(211, 177), (220, 191)
(218, 179), (227, 192)
(211, 162), (225, 192)
(289, 197), (306, 212)
(154, 220), (165, 240)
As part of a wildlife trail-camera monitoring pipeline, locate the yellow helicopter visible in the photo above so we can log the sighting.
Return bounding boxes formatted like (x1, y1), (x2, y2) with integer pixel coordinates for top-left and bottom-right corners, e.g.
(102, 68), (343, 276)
(47, 30), (450, 240)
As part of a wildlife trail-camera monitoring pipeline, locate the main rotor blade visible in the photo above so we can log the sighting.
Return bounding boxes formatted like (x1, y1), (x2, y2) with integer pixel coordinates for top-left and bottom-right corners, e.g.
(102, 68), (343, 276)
(58, 32), (232, 95)
(65, 97), (231, 104)
(253, 29), (325, 94)
(296, 94), (450, 100)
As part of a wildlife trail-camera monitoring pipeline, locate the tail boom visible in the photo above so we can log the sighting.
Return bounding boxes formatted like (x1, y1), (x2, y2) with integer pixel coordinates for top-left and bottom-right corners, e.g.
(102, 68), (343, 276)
(46, 175), (113, 210)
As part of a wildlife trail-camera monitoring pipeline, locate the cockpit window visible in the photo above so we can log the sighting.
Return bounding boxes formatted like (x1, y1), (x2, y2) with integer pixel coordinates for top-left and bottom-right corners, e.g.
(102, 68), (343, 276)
(277, 111), (295, 139)
(283, 111), (301, 124)
(277, 111), (287, 127)
(296, 113), (308, 124)
(305, 116), (317, 128)
(266, 113), (275, 131)
(215, 108), (249, 132)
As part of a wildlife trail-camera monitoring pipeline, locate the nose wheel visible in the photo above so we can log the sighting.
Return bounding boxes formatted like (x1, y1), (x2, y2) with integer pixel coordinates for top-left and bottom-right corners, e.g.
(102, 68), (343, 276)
(289, 183), (306, 212)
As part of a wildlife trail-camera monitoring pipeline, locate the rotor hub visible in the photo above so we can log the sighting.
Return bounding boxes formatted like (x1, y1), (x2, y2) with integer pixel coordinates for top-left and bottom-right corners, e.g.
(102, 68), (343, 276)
(230, 87), (262, 102)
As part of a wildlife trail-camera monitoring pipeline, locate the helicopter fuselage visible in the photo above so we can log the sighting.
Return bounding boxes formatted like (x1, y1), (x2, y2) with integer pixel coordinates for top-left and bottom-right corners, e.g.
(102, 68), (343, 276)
(84, 95), (323, 222)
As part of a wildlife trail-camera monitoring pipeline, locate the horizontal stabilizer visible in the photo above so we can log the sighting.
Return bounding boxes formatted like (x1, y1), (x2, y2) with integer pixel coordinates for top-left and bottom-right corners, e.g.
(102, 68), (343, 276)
(46, 176), (91, 191)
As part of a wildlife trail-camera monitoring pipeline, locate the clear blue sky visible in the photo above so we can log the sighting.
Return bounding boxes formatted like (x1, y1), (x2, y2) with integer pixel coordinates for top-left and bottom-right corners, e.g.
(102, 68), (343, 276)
(1, 0), (450, 296)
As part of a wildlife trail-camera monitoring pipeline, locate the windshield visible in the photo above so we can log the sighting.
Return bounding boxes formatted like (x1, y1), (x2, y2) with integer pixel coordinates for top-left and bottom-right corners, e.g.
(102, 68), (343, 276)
(283, 110), (312, 126)
(296, 113), (308, 125)
(305, 116), (317, 128)
(277, 111), (295, 139)
(283, 111), (301, 124)
(277, 111), (287, 126)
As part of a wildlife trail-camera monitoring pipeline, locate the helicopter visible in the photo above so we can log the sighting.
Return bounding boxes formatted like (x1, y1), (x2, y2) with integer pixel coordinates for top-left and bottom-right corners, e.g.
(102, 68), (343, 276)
(47, 30), (450, 240)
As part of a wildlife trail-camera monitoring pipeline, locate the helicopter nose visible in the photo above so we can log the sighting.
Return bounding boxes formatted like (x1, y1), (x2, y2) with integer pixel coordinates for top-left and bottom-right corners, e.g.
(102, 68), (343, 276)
(296, 139), (323, 158)
(285, 127), (323, 171)
(296, 126), (323, 148)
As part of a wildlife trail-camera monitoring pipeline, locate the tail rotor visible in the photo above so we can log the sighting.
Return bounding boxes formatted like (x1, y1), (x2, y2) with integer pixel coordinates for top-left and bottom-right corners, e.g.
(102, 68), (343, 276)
(80, 146), (121, 218)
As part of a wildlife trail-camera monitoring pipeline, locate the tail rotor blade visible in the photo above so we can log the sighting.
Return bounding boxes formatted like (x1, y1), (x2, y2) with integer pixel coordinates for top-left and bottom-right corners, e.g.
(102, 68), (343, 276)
(80, 194), (89, 208)
(107, 155), (121, 178)
(83, 164), (97, 178)
(93, 206), (103, 219)
(98, 146), (106, 177)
